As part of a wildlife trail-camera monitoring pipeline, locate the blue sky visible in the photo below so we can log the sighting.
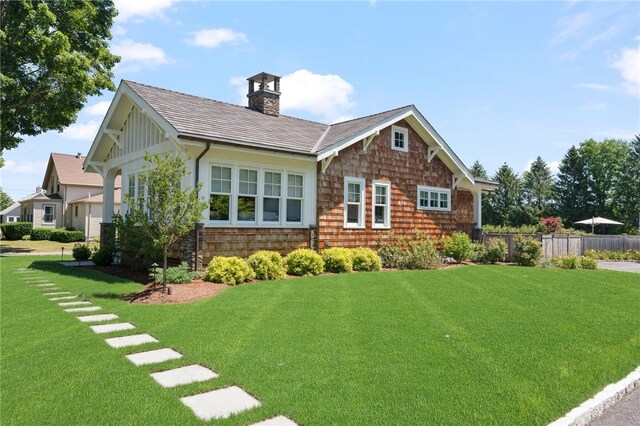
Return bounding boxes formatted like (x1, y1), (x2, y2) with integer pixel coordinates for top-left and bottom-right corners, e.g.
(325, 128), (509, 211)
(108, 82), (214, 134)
(2, 0), (639, 201)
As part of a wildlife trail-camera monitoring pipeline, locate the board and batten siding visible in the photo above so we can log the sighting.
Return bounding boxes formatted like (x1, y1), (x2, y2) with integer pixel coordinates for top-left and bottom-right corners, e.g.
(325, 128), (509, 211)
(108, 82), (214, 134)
(106, 106), (165, 162)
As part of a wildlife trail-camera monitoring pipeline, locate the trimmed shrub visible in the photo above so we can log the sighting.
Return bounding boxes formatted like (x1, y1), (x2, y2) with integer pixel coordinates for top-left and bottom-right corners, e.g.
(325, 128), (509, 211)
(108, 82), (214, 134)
(91, 248), (113, 266)
(30, 228), (53, 241)
(72, 243), (92, 260)
(156, 262), (197, 284)
(50, 229), (85, 242)
(441, 231), (474, 263)
(284, 249), (324, 276)
(580, 256), (598, 270)
(557, 253), (581, 269)
(321, 247), (353, 273)
(351, 247), (382, 271)
(513, 235), (542, 266)
(0, 222), (32, 240)
(402, 239), (442, 270)
(248, 251), (286, 280)
(481, 238), (508, 264)
(204, 257), (255, 285)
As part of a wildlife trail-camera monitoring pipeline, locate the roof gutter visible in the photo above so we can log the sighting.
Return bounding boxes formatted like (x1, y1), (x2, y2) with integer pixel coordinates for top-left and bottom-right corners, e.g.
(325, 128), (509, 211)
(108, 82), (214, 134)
(178, 134), (317, 157)
(194, 141), (210, 272)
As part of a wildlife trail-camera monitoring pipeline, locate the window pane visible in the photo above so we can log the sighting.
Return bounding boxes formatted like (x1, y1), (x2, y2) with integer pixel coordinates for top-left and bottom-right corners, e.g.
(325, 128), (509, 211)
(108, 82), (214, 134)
(288, 174), (303, 198)
(419, 191), (428, 207)
(209, 194), (230, 220)
(347, 204), (360, 224)
(211, 166), (232, 195)
(348, 182), (360, 203)
(222, 167), (231, 180)
(237, 196), (256, 221)
(286, 199), (302, 222)
(440, 192), (448, 208)
(239, 169), (257, 195)
(375, 185), (387, 205)
(264, 172), (281, 197)
(263, 198), (280, 222)
(374, 205), (386, 224)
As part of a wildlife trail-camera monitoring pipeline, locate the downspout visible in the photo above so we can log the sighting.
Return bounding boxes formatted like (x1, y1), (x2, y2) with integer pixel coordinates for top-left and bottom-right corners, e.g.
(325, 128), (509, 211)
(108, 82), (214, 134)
(194, 142), (211, 271)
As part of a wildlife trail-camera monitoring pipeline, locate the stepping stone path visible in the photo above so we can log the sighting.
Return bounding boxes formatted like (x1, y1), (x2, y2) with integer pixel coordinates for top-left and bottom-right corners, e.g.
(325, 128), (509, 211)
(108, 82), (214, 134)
(105, 333), (158, 348)
(150, 365), (218, 388)
(20, 274), (298, 425)
(181, 386), (261, 421)
(126, 348), (183, 366)
(77, 313), (118, 323)
(90, 322), (135, 334)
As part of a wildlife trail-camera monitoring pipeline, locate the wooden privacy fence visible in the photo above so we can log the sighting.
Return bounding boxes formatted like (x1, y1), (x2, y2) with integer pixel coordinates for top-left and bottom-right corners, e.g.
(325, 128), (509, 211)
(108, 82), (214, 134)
(482, 233), (640, 260)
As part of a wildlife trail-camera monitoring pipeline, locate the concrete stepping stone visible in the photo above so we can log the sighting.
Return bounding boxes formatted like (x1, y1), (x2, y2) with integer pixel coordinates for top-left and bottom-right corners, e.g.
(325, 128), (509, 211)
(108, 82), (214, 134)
(105, 333), (157, 348)
(126, 348), (182, 366)
(252, 416), (299, 426)
(59, 301), (92, 306)
(90, 322), (135, 334)
(150, 365), (218, 388)
(77, 313), (118, 323)
(50, 296), (79, 301)
(64, 306), (101, 312)
(181, 386), (261, 421)
(44, 291), (71, 296)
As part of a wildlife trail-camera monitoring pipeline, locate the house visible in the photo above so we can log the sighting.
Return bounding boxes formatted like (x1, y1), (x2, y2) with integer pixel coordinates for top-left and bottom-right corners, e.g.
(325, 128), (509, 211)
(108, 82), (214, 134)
(0, 202), (21, 223)
(85, 72), (497, 269)
(19, 153), (121, 239)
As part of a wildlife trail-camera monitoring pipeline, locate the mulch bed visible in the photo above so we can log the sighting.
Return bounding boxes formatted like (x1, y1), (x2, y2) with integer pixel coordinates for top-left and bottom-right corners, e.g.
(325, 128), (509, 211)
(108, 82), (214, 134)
(82, 264), (227, 304)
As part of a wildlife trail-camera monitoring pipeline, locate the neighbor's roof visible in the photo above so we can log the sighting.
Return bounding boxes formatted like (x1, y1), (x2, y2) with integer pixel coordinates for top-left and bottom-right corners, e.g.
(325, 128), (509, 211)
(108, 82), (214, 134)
(69, 188), (122, 205)
(43, 153), (121, 188)
(0, 202), (21, 216)
(19, 192), (62, 202)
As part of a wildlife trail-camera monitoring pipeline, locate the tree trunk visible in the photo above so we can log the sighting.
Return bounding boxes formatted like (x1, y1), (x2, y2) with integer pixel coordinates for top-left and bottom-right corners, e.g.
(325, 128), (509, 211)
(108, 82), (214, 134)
(163, 247), (168, 293)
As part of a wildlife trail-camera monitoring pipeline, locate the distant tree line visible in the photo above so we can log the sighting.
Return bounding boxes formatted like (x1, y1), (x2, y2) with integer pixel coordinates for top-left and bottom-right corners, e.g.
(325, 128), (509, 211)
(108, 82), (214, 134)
(471, 135), (640, 234)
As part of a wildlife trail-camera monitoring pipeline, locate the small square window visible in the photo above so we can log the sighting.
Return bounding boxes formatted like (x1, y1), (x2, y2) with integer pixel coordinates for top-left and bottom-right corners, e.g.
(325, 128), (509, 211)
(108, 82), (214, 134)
(391, 125), (409, 152)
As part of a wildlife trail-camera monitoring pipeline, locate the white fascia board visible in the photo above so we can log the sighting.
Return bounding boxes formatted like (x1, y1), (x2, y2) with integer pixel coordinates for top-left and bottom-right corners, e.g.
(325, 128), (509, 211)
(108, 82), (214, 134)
(316, 109), (414, 161)
(180, 139), (317, 162)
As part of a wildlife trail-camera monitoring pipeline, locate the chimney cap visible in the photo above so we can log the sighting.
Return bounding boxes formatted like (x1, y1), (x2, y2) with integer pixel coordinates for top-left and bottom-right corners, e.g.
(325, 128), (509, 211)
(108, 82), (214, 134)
(247, 72), (280, 84)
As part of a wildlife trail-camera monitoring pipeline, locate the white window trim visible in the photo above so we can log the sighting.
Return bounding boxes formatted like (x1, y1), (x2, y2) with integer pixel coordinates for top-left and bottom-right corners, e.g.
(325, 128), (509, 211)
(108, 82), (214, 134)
(43, 204), (56, 223)
(391, 125), (409, 152)
(344, 176), (366, 229)
(209, 164), (233, 224)
(417, 185), (451, 212)
(262, 169), (282, 224)
(208, 162), (310, 227)
(372, 180), (391, 229)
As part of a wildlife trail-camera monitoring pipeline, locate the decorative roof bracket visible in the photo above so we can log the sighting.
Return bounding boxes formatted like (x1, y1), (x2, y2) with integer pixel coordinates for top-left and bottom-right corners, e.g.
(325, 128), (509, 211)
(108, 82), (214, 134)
(321, 151), (338, 173)
(428, 146), (441, 163)
(452, 174), (464, 189)
(362, 131), (379, 152)
(104, 129), (122, 148)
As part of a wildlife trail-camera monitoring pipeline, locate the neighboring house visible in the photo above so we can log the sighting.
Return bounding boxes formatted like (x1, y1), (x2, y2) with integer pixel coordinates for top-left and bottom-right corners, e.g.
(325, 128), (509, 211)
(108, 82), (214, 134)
(19, 153), (121, 239)
(85, 72), (497, 268)
(0, 202), (21, 223)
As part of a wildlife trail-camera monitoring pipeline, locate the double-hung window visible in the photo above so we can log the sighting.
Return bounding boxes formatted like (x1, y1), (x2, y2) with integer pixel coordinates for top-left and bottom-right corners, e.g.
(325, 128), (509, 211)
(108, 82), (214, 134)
(286, 174), (303, 223)
(417, 186), (451, 212)
(391, 125), (409, 152)
(237, 168), (258, 222)
(43, 205), (55, 223)
(372, 180), (391, 228)
(263, 171), (282, 223)
(210, 166), (232, 221)
(344, 177), (366, 228)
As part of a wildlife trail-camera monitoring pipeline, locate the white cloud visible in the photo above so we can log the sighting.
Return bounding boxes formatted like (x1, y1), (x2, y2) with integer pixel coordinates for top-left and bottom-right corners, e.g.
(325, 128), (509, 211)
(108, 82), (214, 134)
(61, 120), (101, 141)
(612, 40), (640, 97)
(113, 0), (176, 22)
(111, 39), (171, 71)
(186, 28), (248, 48)
(582, 101), (607, 111)
(280, 69), (355, 122)
(574, 83), (613, 91)
(523, 160), (560, 175)
(3, 160), (48, 175)
(551, 11), (592, 46)
(85, 101), (112, 116)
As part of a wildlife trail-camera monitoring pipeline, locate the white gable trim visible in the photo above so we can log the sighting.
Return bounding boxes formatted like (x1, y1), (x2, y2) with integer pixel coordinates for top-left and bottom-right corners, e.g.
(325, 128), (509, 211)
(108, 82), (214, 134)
(315, 106), (475, 186)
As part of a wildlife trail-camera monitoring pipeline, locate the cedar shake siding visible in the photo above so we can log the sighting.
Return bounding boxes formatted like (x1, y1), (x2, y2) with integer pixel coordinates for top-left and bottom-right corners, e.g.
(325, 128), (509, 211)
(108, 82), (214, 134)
(201, 227), (309, 260)
(317, 119), (474, 249)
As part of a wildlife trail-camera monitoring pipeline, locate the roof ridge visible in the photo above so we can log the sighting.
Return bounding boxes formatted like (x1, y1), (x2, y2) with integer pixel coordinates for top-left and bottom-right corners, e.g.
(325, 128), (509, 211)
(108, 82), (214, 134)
(330, 104), (413, 126)
(123, 80), (330, 127)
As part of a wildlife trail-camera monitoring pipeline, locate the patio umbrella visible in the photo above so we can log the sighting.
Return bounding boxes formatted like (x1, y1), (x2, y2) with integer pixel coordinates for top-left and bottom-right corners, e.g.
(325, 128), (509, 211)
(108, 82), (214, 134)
(574, 216), (624, 234)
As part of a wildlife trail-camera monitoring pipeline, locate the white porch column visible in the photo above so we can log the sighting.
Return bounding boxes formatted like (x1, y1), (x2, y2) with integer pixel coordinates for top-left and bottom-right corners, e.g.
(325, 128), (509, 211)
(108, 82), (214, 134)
(102, 168), (118, 223)
(472, 189), (483, 229)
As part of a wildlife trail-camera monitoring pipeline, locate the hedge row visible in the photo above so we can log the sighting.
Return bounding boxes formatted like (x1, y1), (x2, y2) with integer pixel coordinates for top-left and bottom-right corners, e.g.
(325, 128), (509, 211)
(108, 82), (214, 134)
(31, 228), (85, 242)
(0, 222), (32, 240)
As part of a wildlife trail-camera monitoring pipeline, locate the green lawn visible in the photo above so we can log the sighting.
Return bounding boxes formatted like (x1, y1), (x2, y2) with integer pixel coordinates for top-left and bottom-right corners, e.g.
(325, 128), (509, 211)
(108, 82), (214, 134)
(0, 239), (79, 254)
(1, 256), (639, 425)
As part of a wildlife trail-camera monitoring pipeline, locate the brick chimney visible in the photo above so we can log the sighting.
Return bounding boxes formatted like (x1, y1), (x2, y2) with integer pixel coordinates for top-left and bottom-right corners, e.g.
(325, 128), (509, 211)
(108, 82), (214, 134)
(247, 72), (280, 117)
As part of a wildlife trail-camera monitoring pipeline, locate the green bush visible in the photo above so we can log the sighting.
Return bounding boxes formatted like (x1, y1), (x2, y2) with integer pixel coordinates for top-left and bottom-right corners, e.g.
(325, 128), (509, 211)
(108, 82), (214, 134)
(580, 256), (598, 270)
(402, 239), (442, 270)
(248, 251), (286, 280)
(72, 243), (92, 260)
(351, 247), (382, 271)
(204, 257), (255, 285)
(113, 212), (161, 270)
(377, 244), (406, 269)
(513, 235), (542, 266)
(583, 249), (640, 261)
(441, 231), (474, 263)
(91, 248), (113, 266)
(50, 229), (85, 242)
(481, 238), (508, 264)
(284, 249), (324, 276)
(556, 253), (581, 269)
(0, 222), (32, 240)
(152, 262), (197, 284)
(30, 228), (53, 241)
(321, 247), (353, 273)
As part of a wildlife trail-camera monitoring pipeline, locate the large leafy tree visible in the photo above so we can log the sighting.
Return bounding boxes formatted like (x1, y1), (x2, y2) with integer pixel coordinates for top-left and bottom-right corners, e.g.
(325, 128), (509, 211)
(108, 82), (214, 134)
(0, 188), (13, 210)
(127, 152), (208, 292)
(469, 160), (488, 179)
(614, 135), (640, 231)
(522, 156), (555, 217)
(555, 146), (591, 225)
(484, 163), (536, 226)
(0, 0), (119, 150)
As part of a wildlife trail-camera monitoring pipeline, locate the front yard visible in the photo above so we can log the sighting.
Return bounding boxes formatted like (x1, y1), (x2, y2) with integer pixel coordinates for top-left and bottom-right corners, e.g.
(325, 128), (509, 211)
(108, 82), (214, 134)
(1, 256), (638, 425)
